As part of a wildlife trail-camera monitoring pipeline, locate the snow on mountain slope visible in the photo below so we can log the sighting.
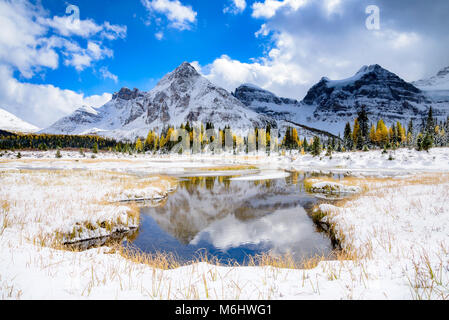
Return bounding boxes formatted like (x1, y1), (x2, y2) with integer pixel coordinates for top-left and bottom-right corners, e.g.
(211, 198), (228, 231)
(298, 64), (436, 134)
(232, 84), (339, 140)
(412, 66), (449, 103)
(233, 65), (449, 136)
(140, 62), (274, 134)
(41, 87), (147, 140)
(413, 66), (449, 91)
(233, 83), (300, 120)
(0, 108), (40, 133)
(42, 63), (274, 140)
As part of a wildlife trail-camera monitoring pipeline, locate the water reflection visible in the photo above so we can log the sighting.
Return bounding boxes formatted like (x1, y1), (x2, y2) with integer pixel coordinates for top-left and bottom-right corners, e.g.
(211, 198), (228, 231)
(126, 172), (333, 265)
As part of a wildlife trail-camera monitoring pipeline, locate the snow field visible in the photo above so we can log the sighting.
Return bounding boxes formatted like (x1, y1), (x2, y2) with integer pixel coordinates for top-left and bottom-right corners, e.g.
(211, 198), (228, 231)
(1, 149), (449, 299)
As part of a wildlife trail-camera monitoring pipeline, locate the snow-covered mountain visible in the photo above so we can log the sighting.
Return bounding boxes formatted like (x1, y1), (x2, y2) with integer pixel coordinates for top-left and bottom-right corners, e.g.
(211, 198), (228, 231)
(233, 83), (300, 120)
(42, 63), (274, 140)
(298, 64), (438, 134)
(413, 66), (449, 91)
(42, 63), (449, 140)
(232, 84), (340, 140)
(0, 108), (40, 133)
(412, 66), (449, 104)
(234, 65), (449, 136)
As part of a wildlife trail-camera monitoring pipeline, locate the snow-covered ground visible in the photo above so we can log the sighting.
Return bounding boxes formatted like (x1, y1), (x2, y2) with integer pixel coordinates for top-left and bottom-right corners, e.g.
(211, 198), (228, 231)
(1, 148), (449, 299)
(2, 147), (449, 174)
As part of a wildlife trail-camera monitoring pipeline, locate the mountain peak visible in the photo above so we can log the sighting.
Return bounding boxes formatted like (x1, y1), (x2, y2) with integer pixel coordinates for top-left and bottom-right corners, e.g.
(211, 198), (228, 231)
(156, 62), (201, 88)
(172, 62), (199, 77)
(356, 64), (386, 75)
(112, 87), (142, 100)
(302, 63), (426, 122)
(239, 83), (264, 90)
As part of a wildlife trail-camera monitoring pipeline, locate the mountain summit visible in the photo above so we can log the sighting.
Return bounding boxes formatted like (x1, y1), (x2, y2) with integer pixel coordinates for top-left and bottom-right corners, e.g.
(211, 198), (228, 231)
(42, 63), (449, 139)
(296, 64), (437, 134)
(42, 62), (273, 140)
(232, 64), (449, 135)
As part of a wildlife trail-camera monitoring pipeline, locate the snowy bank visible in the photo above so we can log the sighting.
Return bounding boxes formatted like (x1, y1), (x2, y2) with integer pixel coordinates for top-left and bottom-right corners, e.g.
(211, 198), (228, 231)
(306, 180), (362, 195)
(1, 156), (449, 300)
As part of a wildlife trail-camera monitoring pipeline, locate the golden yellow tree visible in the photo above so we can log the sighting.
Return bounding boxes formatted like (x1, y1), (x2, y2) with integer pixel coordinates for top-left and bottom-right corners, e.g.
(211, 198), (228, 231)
(135, 138), (143, 152)
(352, 118), (360, 144)
(376, 119), (389, 144)
(369, 124), (377, 144)
(292, 128), (299, 147)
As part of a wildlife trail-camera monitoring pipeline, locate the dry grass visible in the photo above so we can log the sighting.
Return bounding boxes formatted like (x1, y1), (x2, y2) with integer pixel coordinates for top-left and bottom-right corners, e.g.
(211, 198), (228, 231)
(0, 200), (11, 236)
(247, 252), (327, 270)
(200, 165), (259, 171)
(305, 173), (449, 196)
(0, 169), (177, 249)
(307, 172), (449, 299)
(310, 173), (449, 259)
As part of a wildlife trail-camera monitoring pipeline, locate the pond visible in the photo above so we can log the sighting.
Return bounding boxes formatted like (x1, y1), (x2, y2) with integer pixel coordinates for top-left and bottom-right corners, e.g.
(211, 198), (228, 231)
(124, 171), (334, 265)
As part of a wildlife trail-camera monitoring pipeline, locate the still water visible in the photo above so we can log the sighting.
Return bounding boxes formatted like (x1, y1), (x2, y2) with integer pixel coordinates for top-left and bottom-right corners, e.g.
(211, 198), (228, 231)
(125, 172), (333, 265)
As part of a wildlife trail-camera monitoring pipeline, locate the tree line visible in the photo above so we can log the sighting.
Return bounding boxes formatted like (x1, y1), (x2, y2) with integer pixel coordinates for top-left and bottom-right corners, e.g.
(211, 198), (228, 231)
(2, 107), (448, 157)
(0, 132), (133, 153)
(342, 106), (448, 152)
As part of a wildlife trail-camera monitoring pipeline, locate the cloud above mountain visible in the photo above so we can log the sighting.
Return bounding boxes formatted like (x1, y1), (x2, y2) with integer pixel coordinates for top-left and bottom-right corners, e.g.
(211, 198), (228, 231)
(0, 0), (125, 127)
(141, 0), (197, 31)
(200, 0), (449, 100)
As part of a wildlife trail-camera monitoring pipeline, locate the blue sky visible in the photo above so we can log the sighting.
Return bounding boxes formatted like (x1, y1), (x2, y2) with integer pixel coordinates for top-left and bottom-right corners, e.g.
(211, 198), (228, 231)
(29, 0), (265, 96)
(1, 0), (448, 127)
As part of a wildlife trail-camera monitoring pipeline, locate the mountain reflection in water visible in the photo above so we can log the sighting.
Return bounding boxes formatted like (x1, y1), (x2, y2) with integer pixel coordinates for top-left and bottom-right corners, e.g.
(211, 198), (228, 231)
(125, 172), (333, 265)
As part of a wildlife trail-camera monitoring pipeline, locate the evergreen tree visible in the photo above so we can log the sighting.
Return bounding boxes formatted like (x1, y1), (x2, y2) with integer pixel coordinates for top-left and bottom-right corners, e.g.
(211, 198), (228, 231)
(407, 119), (414, 137)
(303, 137), (309, 152)
(343, 122), (353, 150)
(92, 142), (98, 154)
(422, 133), (433, 151)
(357, 106), (369, 143)
(326, 143), (333, 157)
(311, 136), (321, 157)
(416, 133), (424, 151)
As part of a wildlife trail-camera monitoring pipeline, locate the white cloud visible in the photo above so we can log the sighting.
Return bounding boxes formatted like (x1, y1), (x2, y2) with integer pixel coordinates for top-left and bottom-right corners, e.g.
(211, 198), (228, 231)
(39, 16), (102, 38)
(201, 0), (449, 100)
(0, 65), (111, 127)
(155, 31), (164, 40)
(141, 0), (197, 30)
(189, 61), (202, 73)
(223, 0), (247, 14)
(63, 41), (113, 71)
(99, 66), (118, 83)
(251, 0), (308, 19)
(0, 0), (58, 78)
(200, 52), (310, 99)
(0, 1), (125, 77)
(255, 23), (270, 38)
(102, 22), (128, 40)
(39, 15), (127, 40)
(0, 0), (125, 127)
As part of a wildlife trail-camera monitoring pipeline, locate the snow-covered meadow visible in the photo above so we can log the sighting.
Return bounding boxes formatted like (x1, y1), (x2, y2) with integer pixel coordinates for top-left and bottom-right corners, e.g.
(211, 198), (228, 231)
(1, 148), (449, 299)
